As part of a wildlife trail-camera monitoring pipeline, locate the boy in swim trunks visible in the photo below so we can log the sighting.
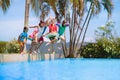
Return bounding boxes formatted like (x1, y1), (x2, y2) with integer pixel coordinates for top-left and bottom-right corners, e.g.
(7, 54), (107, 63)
(18, 27), (28, 54)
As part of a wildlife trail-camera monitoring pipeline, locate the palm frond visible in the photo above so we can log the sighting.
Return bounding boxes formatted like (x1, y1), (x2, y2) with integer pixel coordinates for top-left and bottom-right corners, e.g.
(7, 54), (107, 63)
(102, 0), (113, 17)
(0, 0), (10, 13)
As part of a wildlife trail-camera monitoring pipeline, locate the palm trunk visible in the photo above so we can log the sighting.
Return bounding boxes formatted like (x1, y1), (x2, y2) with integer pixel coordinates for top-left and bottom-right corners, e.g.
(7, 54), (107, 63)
(77, 2), (93, 56)
(62, 0), (70, 57)
(24, 0), (30, 27)
(68, 1), (76, 58)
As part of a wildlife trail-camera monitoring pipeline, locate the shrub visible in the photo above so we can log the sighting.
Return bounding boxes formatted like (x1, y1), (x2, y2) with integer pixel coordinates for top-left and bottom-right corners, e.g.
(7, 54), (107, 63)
(0, 41), (7, 53)
(6, 39), (20, 53)
(81, 37), (120, 58)
(81, 43), (109, 58)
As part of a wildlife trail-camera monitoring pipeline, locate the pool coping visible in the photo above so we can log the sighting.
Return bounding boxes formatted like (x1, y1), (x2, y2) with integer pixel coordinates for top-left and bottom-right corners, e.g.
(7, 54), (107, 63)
(0, 53), (64, 63)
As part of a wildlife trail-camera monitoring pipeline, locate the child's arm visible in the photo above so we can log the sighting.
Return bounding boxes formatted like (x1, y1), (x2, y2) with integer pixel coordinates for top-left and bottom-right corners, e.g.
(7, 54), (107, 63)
(29, 26), (38, 28)
(24, 34), (28, 43)
(23, 38), (27, 43)
(44, 16), (53, 26)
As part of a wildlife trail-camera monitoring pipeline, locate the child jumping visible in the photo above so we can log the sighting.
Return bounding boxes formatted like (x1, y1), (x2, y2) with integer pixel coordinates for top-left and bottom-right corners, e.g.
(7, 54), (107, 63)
(43, 17), (59, 46)
(56, 20), (69, 42)
(44, 19), (69, 45)
(28, 20), (46, 54)
(18, 27), (28, 54)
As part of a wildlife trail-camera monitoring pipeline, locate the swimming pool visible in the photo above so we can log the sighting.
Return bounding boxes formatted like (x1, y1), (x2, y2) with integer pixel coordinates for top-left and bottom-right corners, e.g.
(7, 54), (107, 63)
(0, 58), (120, 80)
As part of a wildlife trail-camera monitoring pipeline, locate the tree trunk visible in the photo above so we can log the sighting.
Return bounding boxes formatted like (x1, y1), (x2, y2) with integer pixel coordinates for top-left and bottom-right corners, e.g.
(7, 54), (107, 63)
(24, 0), (30, 27)
(77, 2), (93, 56)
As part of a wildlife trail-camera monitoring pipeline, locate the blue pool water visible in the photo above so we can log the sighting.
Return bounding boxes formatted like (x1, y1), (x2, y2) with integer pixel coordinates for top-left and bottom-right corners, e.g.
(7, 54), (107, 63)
(0, 58), (120, 80)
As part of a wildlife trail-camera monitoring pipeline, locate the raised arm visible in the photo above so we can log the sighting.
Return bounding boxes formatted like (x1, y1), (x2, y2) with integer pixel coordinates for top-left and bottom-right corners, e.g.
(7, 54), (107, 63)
(29, 26), (38, 28)
(44, 16), (53, 26)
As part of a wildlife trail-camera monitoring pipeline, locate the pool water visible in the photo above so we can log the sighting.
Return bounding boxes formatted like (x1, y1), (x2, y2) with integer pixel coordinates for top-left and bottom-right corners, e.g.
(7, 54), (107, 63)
(0, 58), (120, 80)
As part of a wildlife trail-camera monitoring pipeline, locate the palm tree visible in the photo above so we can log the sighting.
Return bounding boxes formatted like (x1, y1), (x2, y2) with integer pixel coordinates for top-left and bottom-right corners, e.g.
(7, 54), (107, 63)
(68, 0), (85, 57)
(61, 0), (113, 58)
(78, 0), (113, 56)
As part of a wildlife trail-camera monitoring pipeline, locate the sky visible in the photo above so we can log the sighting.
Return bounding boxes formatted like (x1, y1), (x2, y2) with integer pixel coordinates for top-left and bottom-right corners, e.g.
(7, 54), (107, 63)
(0, 0), (120, 43)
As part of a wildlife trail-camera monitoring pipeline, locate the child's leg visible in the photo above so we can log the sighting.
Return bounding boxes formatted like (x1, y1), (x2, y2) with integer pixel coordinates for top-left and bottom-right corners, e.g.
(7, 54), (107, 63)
(20, 43), (25, 54)
(57, 35), (65, 43)
(51, 38), (58, 43)
(34, 37), (44, 53)
(29, 41), (37, 53)
(19, 42), (23, 53)
(46, 33), (59, 45)
(46, 36), (56, 46)
(19, 45), (23, 53)
(35, 36), (38, 43)
(34, 41), (43, 53)
(59, 34), (65, 40)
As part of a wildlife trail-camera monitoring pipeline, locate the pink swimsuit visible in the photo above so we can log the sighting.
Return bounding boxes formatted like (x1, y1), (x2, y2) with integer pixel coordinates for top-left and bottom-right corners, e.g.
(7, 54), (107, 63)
(29, 28), (39, 39)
